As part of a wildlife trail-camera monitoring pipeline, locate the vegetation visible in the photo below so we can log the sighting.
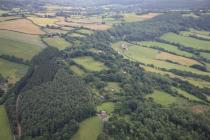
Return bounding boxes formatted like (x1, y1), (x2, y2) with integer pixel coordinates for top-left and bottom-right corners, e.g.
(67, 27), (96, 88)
(97, 102), (115, 114)
(43, 37), (71, 50)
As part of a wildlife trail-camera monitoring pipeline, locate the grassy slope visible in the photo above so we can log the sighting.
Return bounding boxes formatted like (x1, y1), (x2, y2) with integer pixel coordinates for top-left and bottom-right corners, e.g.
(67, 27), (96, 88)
(160, 32), (210, 51)
(0, 30), (45, 60)
(174, 88), (202, 102)
(0, 106), (12, 140)
(104, 82), (121, 93)
(43, 37), (71, 50)
(69, 65), (85, 76)
(71, 116), (102, 140)
(73, 56), (107, 72)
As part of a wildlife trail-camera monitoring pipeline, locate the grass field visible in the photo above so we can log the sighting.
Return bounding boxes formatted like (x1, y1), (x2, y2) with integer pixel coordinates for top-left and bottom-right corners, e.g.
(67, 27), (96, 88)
(122, 12), (160, 22)
(43, 28), (68, 34)
(104, 82), (121, 93)
(0, 10), (8, 16)
(68, 33), (86, 38)
(71, 116), (102, 140)
(139, 41), (194, 57)
(0, 19), (45, 34)
(69, 65), (86, 76)
(180, 31), (210, 40)
(0, 106), (12, 140)
(28, 16), (58, 26)
(43, 37), (71, 50)
(0, 30), (45, 60)
(97, 102), (115, 114)
(73, 56), (107, 72)
(200, 52), (210, 60)
(182, 13), (199, 18)
(173, 87), (202, 102)
(0, 58), (28, 83)
(160, 32), (210, 51)
(146, 91), (178, 106)
(0, 16), (20, 22)
(112, 41), (209, 76)
(77, 29), (94, 35)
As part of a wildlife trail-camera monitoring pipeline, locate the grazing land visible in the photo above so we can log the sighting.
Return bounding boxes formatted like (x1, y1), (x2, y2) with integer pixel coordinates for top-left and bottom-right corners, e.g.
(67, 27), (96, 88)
(73, 56), (107, 72)
(146, 91), (178, 106)
(0, 19), (45, 35)
(71, 116), (102, 140)
(97, 102), (115, 114)
(0, 58), (28, 83)
(0, 30), (45, 60)
(43, 37), (71, 50)
(0, 106), (12, 140)
(160, 32), (210, 51)
(43, 28), (68, 34)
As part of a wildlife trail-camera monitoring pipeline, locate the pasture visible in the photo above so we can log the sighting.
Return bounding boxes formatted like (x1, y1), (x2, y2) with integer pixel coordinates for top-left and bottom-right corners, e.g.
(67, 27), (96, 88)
(180, 31), (210, 40)
(43, 28), (68, 34)
(160, 32), (210, 51)
(73, 56), (107, 72)
(69, 65), (86, 77)
(43, 37), (71, 50)
(0, 58), (28, 83)
(139, 41), (194, 57)
(146, 91), (178, 106)
(0, 10), (7, 16)
(71, 116), (102, 140)
(76, 29), (94, 35)
(0, 30), (45, 60)
(0, 19), (45, 35)
(68, 33), (86, 38)
(112, 42), (209, 76)
(28, 16), (58, 26)
(200, 52), (210, 60)
(97, 102), (115, 114)
(0, 106), (12, 140)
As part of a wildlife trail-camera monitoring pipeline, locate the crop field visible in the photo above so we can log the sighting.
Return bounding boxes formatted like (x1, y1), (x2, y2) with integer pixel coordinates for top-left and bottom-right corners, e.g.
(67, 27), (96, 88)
(173, 87), (202, 102)
(69, 65), (86, 76)
(97, 102), (115, 114)
(68, 33), (86, 38)
(0, 106), (12, 140)
(160, 32), (210, 51)
(122, 12), (160, 22)
(73, 56), (108, 72)
(43, 37), (71, 50)
(112, 42), (209, 76)
(182, 13), (199, 18)
(28, 16), (58, 26)
(104, 82), (121, 93)
(0, 30), (45, 60)
(71, 116), (102, 140)
(0, 58), (28, 83)
(0, 19), (45, 35)
(139, 41), (194, 57)
(146, 91), (178, 106)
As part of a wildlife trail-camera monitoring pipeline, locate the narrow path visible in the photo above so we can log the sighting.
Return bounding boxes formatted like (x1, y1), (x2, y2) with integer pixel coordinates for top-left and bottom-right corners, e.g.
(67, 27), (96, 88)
(16, 95), (21, 139)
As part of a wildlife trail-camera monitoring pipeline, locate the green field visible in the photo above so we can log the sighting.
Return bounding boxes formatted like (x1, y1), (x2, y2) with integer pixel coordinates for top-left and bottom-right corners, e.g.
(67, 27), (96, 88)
(146, 91), (178, 106)
(138, 41), (194, 57)
(112, 41), (210, 76)
(71, 116), (102, 140)
(69, 65), (85, 76)
(160, 32), (210, 51)
(97, 102), (115, 114)
(173, 88), (202, 102)
(180, 31), (210, 40)
(77, 29), (94, 35)
(0, 10), (8, 16)
(0, 106), (12, 140)
(43, 37), (71, 50)
(73, 56), (107, 72)
(200, 52), (210, 60)
(0, 30), (45, 60)
(0, 58), (28, 83)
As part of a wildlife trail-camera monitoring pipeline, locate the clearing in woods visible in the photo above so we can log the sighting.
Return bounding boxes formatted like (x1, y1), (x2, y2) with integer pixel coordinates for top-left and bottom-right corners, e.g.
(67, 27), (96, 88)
(97, 102), (115, 114)
(71, 116), (102, 140)
(0, 30), (46, 60)
(73, 56), (108, 72)
(0, 105), (12, 140)
(69, 65), (86, 77)
(0, 19), (45, 35)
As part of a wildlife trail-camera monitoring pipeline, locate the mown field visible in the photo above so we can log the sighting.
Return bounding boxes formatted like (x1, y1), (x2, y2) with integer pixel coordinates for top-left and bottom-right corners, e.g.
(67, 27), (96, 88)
(43, 37), (71, 50)
(73, 56), (108, 72)
(71, 116), (102, 140)
(0, 19), (45, 35)
(0, 106), (12, 140)
(0, 30), (46, 60)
